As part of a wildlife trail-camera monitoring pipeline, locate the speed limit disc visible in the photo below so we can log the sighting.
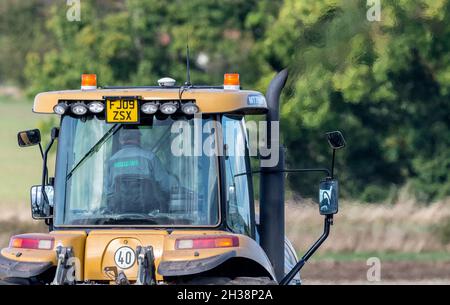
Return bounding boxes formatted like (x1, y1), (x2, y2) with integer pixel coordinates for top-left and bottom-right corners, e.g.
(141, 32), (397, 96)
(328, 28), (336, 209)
(114, 246), (136, 269)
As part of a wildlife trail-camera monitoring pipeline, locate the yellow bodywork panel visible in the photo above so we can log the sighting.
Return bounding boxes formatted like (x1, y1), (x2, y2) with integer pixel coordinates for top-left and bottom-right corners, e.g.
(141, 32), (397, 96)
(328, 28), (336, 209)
(1, 248), (56, 264)
(1, 231), (86, 281)
(2, 230), (274, 282)
(33, 88), (267, 114)
(84, 229), (168, 281)
(163, 231), (275, 279)
(84, 230), (274, 282)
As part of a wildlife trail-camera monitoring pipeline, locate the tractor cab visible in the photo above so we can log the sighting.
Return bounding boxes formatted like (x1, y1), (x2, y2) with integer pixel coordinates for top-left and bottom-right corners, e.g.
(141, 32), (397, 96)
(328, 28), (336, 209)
(2, 71), (345, 285)
(29, 74), (265, 235)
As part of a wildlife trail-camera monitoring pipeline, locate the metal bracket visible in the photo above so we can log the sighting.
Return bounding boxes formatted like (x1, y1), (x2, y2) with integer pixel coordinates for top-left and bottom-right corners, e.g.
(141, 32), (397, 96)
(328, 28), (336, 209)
(52, 246), (76, 285)
(135, 246), (156, 285)
(117, 270), (130, 285)
(279, 215), (333, 285)
(103, 266), (130, 285)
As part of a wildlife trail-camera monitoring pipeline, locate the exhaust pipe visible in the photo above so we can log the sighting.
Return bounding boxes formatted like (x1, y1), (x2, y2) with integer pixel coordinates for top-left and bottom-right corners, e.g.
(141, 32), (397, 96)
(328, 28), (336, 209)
(259, 69), (288, 281)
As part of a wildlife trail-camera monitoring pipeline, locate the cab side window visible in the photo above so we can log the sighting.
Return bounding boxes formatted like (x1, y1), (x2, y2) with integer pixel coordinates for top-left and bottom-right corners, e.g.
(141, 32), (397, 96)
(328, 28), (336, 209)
(222, 115), (252, 236)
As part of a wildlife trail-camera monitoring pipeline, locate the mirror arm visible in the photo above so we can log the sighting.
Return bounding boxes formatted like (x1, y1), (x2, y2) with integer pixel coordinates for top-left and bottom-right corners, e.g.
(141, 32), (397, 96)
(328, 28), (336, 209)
(331, 149), (336, 179)
(279, 214), (333, 285)
(41, 128), (58, 205)
(38, 143), (44, 159)
(283, 168), (331, 177)
(41, 138), (54, 204)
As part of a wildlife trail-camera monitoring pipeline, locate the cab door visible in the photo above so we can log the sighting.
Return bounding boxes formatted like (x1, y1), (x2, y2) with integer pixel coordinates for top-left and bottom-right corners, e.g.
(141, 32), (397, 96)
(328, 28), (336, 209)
(222, 115), (255, 238)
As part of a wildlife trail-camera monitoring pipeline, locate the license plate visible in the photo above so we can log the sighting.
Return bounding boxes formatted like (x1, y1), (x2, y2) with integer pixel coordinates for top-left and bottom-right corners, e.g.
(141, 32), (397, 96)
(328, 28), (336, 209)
(106, 99), (139, 123)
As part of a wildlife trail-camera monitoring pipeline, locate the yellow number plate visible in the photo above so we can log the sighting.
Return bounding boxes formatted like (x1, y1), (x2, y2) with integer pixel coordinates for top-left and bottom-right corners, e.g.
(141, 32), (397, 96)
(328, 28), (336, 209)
(106, 99), (139, 123)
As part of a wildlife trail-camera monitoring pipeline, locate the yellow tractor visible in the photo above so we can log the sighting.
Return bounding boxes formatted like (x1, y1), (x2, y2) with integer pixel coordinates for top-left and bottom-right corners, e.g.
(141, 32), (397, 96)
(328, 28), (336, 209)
(0, 68), (345, 285)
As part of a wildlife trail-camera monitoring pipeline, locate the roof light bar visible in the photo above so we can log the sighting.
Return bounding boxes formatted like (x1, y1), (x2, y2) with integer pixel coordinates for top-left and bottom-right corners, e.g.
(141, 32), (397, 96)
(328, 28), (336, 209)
(53, 99), (199, 116)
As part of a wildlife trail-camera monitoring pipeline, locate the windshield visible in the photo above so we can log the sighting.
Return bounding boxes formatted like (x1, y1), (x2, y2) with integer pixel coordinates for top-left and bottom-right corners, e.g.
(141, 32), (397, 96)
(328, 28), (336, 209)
(54, 114), (219, 226)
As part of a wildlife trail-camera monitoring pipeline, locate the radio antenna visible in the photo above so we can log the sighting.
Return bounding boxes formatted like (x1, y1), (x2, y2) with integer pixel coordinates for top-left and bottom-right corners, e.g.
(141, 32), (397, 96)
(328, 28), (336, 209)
(185, 36), (192, 86)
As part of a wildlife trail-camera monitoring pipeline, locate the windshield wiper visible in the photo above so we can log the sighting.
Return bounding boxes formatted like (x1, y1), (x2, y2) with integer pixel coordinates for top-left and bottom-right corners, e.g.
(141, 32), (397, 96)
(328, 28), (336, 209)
(69, 214), (193, 225)
(69, 215), (159, 225)
(95, 217), (159, 225)
(66, 124), (122, 180)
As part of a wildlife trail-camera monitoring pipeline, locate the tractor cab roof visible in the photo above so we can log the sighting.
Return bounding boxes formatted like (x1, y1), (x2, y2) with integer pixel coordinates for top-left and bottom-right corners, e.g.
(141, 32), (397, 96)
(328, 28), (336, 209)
(33, 87), (268, 115)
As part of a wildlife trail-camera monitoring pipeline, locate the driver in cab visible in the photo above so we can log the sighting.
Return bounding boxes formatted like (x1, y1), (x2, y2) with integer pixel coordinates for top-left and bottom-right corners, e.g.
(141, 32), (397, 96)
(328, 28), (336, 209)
(106, 127), (172, 215)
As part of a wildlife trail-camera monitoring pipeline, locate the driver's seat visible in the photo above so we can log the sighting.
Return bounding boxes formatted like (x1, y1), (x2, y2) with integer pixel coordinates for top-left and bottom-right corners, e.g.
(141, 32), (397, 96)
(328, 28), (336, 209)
(107, 175), (162, 214)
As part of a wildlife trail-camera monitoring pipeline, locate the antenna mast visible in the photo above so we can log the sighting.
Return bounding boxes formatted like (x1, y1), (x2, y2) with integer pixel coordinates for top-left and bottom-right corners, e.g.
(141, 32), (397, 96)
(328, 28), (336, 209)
(185, 43), (191, 86)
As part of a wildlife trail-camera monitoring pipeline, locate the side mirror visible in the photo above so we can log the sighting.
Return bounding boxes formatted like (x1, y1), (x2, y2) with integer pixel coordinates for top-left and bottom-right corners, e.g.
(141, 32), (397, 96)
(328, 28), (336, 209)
(326, 131), (346, 150)
(319, 179), (339, 215)
(30, 185), (53, 219)
(18, 129), (41, 147)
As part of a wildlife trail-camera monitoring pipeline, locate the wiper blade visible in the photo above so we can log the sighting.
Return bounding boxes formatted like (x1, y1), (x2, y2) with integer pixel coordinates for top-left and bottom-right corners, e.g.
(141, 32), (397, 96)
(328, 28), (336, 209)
(69, 213), (193, 225)
(96, 217), (159, 225)
(66, 124), (122, 180)
(69, 216), (158, 225)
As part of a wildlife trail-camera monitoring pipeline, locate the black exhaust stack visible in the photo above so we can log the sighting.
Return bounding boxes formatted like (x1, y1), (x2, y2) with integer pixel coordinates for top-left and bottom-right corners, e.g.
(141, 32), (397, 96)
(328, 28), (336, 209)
(260, 69), (288, 281)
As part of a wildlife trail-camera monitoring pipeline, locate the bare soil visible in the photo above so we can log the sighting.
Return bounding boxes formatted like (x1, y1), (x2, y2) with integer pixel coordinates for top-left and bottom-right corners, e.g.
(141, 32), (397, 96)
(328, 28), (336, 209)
(2, 203), (450, 285)
(301, 260), (450, 284)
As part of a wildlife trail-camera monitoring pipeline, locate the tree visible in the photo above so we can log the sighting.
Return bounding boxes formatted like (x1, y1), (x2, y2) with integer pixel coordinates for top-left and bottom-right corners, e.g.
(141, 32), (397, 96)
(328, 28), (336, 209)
(0, 0), (53, 85)
(12, 0), (450, 203)
(261, 0), (450, 202)
(24, 0), (269, 92)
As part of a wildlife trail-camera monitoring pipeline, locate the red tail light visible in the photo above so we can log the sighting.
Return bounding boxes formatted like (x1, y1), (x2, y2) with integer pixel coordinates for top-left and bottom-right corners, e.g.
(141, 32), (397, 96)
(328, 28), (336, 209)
(175, 235), (239, 250)
(9, 234), (54, 250)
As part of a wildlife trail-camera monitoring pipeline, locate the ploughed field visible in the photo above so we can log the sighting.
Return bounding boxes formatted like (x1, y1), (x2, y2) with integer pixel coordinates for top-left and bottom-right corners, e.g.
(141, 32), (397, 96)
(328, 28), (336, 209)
(302, 261), (450, 285)
(1, 200), (450, 284)
(285, 199), (450, 284)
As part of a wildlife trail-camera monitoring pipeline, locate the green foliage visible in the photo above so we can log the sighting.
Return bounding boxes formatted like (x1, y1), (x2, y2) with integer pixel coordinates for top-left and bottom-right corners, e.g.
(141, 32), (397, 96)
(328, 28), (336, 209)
(262, 0), (450, 202)
(0, 0), (53, 85)
(434, 216), (450, 245)
(23, 0), (270, 93)
(0, 0), (449, 203)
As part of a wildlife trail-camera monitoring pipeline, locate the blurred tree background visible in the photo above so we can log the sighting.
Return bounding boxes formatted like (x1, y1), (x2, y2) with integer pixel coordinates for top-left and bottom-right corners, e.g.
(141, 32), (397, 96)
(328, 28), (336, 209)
(0, 0), (449, 203)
